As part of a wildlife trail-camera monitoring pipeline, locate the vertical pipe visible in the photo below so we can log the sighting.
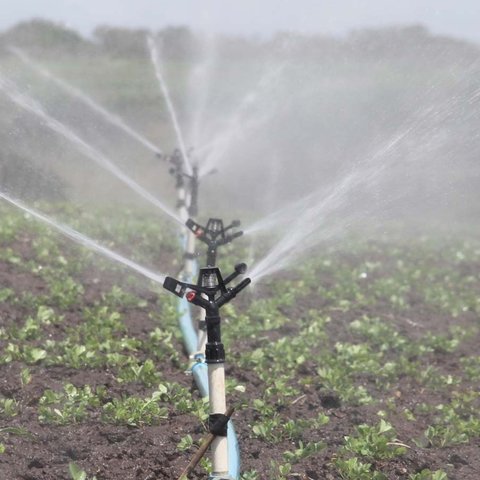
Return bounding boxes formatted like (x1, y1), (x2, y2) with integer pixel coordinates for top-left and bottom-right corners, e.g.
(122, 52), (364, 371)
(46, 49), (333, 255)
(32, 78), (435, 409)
(177, 186), (188, 223)
(197, 302), (208, 355)
(184, 229), (197, 279)
(208, 363), (229, 476)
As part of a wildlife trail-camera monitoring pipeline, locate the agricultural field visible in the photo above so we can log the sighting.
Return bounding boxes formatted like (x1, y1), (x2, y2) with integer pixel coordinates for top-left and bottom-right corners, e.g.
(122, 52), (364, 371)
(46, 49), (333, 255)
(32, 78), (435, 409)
(0, 204), (478, 479)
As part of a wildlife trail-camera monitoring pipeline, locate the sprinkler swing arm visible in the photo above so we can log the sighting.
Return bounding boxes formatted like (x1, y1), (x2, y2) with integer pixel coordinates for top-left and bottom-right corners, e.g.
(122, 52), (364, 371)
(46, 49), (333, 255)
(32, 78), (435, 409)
(186, 218), (243, 267)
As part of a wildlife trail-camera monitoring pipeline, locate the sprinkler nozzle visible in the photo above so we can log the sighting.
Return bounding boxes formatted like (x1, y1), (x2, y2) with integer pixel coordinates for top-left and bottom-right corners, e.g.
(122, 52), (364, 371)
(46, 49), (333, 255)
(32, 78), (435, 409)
(163, 276), (187, 298)
(186, 291), (196, 302)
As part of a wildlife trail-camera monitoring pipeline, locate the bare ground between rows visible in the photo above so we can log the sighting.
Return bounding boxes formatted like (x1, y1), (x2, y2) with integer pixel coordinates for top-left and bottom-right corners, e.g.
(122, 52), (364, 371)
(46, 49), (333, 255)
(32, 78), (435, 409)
(0, 238), (479, 479)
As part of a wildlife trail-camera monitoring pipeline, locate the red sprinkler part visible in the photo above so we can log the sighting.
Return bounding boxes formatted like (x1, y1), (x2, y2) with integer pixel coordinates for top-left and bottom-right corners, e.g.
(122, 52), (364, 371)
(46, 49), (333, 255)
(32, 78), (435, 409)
(186, 291), (196, 302)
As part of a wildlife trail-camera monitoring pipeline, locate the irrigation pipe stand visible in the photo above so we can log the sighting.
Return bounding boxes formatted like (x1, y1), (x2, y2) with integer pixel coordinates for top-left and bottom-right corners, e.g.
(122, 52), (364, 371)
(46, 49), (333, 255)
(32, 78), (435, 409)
(164, 264), (251, 478)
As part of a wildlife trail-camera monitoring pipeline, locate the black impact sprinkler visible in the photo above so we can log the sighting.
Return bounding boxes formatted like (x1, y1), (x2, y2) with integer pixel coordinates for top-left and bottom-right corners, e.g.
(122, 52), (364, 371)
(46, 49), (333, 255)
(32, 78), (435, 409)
(186, 218), (243, 267)
(160, 148), (199, 216)
(163, 264), (250, 475)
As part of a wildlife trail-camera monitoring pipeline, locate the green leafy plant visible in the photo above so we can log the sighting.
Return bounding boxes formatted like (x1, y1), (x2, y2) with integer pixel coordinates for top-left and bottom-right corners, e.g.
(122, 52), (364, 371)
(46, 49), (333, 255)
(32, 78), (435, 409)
(409, 470), (448, 480)
(343, 420), (407, 460)
(282, 440), (325, 463)
(335, 457), (387, 480)
(39, 384), (103, 425)
(102, 392), (168, 426)
(69, 462), (97, 480)
(177, 434), (194, 452)
(0, 398), (19, 417)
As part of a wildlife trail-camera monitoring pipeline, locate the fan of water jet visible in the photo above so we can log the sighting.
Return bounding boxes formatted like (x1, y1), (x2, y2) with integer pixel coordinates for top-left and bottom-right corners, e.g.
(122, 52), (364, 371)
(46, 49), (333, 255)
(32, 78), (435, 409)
(147, 35), (193, 176)
(245, 79), (480, 243)
(248, 83), (480, 283)
(186, 32), (218, 148)
(0, 191), (167, 285)
(9, 46), (163, 156)
(244, 127), (414, 240)
(198, 62), (287, 177)
(0, 72), (183, 227)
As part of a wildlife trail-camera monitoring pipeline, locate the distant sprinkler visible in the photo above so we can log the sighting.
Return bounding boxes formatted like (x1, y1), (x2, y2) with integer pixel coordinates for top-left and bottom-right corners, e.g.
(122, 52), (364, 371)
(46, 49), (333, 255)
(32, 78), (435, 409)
(164, 148), (185, 189)
(186, 217), (243, 267)
(160, 148), (200, 216)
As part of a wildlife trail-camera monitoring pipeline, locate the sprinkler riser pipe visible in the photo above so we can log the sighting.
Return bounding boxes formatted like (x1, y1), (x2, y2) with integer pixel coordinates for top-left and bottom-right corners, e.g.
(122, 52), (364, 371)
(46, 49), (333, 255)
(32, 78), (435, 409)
(206, 313), (221, 341)
(188, 166), (199, 217)
(197, 297), (208, 354)
(209, 363), (229, 476)
(177, 187), (189, 223)
(183, 229), (197, 279)
(207, 247), (217, 267)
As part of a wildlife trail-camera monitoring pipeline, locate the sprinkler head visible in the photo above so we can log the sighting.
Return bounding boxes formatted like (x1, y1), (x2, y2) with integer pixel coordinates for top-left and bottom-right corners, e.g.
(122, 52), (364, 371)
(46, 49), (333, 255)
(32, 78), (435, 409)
(186, 218), (242, 244)
(186, 217), (243, 267)
(162, 265), (250, 310)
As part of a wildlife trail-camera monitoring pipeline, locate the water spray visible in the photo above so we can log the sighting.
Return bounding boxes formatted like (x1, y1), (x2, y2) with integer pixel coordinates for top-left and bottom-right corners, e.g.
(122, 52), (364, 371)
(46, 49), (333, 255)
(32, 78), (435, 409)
(0, 192), (167, 285)
(164, 264), (250, 479)
(0, 72), (183, 227)
(147, 35), (193, 176)
(9, 46), (163, 156)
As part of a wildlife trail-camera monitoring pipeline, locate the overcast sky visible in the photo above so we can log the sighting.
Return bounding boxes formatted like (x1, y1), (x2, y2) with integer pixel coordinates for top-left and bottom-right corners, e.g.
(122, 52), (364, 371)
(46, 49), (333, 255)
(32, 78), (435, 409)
(1, 0), (480, 43)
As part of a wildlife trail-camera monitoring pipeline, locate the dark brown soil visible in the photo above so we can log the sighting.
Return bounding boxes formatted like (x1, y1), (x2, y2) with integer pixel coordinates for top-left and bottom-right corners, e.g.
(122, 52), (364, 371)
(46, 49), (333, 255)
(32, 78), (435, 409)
(0, 232), (479, 480)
